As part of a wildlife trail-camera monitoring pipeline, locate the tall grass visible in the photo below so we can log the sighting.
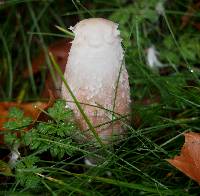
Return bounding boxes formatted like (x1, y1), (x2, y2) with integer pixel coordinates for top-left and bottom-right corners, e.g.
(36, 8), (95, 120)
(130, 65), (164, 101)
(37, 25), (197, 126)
(1, 0), (200, 195)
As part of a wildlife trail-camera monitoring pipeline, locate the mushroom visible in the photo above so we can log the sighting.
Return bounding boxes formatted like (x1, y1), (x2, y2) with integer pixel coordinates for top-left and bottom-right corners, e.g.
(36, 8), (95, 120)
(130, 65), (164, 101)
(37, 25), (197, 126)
(61, 18), (131, 144)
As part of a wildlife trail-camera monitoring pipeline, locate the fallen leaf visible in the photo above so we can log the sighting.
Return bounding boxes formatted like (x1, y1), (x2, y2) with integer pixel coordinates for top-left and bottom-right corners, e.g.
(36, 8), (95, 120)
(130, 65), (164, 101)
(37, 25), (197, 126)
(0, 102), (45, 144)
(180, 2), (200, 30)
(23, 39), (71, 98)
(167, 132), (200, 184)
(0, 91), (55, 144)
(180, 5), (193, 29)
(35, 90), (55, 122)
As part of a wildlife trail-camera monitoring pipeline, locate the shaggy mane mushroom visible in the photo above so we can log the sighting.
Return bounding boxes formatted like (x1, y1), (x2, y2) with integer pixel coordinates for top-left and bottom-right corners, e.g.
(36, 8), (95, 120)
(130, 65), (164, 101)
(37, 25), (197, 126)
(61, 18), (131, 144)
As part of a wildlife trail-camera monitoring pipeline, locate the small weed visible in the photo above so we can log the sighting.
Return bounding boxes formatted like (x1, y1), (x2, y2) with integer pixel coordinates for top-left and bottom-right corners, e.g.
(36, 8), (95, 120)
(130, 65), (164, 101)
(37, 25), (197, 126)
(1, 0), (200, 195)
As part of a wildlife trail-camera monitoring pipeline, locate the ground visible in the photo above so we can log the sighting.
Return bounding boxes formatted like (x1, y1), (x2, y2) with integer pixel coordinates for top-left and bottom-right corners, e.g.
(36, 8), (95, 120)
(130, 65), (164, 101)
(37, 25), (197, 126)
(0, 0), (200, 195)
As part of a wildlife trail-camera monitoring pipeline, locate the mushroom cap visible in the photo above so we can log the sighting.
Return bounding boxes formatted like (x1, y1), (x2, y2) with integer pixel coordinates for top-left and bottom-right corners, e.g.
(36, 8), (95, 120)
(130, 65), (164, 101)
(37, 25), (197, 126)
(70, 18), (121, 47)
(61, 18), (131, 143)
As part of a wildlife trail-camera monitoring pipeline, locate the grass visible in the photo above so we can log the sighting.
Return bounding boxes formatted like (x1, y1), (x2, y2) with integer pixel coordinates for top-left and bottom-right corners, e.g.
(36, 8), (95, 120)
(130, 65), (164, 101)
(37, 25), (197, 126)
(1, 0), (200, 195)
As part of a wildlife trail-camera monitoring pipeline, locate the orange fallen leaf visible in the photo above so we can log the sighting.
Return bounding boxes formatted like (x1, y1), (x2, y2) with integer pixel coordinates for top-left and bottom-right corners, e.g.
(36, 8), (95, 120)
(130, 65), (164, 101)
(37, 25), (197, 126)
(0, 91), (55, 144)
(0, 102), (46, 144)
(167, 132), (200, 184)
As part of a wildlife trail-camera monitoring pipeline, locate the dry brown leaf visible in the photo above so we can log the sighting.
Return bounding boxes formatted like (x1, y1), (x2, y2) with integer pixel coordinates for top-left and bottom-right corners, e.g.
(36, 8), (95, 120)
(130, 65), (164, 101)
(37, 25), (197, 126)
(180, 5), (194, 29)
(181, 2), (200, 29)
(23, 39), (71, 77)
(23, 39), (71, 98)
(167, 132), (200, 184)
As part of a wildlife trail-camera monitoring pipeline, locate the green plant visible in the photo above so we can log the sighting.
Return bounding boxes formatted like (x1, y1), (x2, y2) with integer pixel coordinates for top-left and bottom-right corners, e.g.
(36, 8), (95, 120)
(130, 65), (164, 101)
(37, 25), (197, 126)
(24, 100), (82, 159)
(1, 0), (200, 195)
(3, 100), (84, 190)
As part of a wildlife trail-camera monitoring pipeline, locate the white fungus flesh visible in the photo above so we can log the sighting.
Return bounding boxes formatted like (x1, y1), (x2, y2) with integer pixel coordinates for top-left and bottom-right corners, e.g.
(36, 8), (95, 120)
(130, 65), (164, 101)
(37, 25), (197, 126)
(61, 18), (131, 143)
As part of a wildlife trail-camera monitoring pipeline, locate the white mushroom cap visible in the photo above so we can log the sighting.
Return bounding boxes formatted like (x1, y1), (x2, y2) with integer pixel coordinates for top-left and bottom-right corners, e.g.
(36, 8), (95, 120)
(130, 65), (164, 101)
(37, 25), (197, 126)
(61, 18), (131, 143)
